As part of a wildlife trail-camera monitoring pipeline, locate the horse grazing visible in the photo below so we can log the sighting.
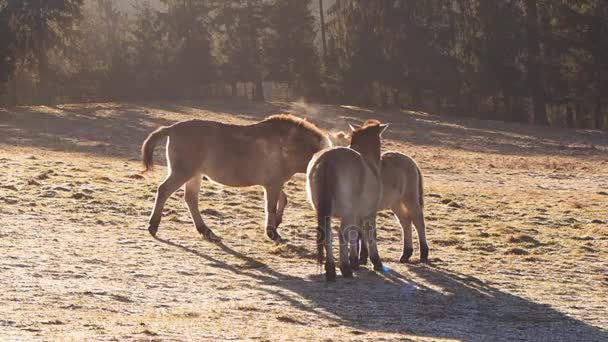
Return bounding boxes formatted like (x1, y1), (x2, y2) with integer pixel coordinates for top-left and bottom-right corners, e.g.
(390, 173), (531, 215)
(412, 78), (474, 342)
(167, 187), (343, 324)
(329, 130), (429, 263)
(141, 114), (331, 242)
(307, 120), (388, 281)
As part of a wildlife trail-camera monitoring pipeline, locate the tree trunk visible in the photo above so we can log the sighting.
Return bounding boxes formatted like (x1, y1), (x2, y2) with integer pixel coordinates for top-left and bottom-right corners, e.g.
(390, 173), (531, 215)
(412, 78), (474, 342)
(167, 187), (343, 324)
(595, 101), (604, 130)
(392, 89), (400, 108)
(411, 87), (422, 111)
(566, 104), (575, 128)
(10, 75), (17, 105)
(254, 80), (265, 102)
(319, 0), (327, 61)
(36, 43), (51, 104)
(525, 0), (549, 125)
(231, 81), (237, 97)
(575, 102), (585, 128)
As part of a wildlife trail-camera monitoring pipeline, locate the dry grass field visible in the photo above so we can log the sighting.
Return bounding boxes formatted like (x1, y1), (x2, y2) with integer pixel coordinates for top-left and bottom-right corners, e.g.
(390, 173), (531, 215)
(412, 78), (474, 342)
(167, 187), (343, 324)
(1, 100), (607, 341)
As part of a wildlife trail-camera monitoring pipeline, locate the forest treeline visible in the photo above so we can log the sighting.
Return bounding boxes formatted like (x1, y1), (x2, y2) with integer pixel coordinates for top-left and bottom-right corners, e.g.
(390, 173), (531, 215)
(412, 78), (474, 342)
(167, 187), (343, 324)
(0, 0), (606, 129)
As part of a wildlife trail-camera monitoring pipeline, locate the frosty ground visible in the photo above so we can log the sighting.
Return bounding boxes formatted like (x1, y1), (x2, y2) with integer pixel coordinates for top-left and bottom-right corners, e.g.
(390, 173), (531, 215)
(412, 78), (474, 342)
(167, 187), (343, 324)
(1, 101), (607, 341)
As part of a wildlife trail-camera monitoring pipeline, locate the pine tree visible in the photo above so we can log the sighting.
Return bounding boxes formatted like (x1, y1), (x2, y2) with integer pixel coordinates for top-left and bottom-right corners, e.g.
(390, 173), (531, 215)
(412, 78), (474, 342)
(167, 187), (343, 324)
(267, 0), (320, 97)
(5, 0), (83, 103)
(215, 0), (269, 100)
(161, 0), (215, 96)
(0, 2), (16, 101)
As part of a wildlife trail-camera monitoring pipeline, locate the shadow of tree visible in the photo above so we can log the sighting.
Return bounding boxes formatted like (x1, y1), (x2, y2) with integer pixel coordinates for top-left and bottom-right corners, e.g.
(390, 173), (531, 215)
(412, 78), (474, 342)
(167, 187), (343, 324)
(156, 237), (607, 341)
(170, 100), (608, 158)
(0, 103), (174, 160)
(250, 102), (608, 158)
(2, 100), (606, 164)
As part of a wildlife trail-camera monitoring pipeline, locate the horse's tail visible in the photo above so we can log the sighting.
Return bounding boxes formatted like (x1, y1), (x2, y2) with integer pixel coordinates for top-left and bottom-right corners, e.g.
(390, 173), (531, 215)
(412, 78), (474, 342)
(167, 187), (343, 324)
(316, 161), (334, 265)
(141, 126), (171, 173)
(415, 162), (424, 209)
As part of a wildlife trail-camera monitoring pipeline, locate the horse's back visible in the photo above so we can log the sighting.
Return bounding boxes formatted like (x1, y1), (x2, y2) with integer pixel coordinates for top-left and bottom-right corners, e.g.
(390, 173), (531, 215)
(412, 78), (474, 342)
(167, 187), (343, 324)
(166, 117), (324, 187)
(380, 152), (422, 209)
(308, 147), (382, 219)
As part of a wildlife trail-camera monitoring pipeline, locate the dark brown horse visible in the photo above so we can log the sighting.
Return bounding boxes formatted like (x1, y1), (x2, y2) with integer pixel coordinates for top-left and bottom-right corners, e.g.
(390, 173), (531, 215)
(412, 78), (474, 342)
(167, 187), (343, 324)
(141, 114), (331, 241)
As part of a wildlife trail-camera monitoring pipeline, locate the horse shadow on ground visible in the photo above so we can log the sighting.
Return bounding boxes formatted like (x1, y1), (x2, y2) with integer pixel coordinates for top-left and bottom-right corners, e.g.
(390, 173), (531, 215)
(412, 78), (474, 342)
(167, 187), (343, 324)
(156, 237), (607, 342)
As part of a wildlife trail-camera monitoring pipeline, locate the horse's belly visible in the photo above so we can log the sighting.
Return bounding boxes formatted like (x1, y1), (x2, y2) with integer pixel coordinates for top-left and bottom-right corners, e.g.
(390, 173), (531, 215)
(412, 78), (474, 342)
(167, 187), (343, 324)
(379, 187), (402, 210)
(201, 150), (271, 187)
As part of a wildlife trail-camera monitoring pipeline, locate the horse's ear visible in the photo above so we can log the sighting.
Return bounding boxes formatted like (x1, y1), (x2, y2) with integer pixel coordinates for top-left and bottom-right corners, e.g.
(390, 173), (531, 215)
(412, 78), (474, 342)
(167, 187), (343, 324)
(379, 124), (389, 135)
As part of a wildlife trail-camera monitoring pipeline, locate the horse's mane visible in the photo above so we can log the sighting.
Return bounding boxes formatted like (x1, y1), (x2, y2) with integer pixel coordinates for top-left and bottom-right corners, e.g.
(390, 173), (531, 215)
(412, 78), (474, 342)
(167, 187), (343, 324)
(264, 114), (327, 141)
(360, 119), (381, 129)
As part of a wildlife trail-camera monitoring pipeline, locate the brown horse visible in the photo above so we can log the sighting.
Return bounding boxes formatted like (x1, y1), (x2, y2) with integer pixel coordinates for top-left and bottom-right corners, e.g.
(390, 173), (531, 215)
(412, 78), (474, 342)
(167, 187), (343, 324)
(307, 120), (388, 281)
(329, 130), (429, 263)
(141, 114), (331, 241)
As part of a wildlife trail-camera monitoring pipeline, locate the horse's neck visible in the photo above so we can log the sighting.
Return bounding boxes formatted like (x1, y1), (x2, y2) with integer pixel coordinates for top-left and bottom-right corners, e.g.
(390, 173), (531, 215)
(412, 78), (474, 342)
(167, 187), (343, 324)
(363, 154), (381, 174)
(355, 148), (381, 177)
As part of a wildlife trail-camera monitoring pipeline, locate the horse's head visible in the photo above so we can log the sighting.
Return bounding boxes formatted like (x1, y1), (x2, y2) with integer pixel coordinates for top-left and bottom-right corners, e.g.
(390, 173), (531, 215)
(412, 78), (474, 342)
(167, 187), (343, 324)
(327, 131), (351, 147)
(348, 119), (389, 164)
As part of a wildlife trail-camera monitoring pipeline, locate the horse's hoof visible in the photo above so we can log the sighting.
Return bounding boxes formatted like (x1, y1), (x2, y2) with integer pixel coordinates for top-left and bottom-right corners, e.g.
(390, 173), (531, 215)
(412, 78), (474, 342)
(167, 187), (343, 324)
(148, 224), (158, 237)
(325, 262), (336, 281)
(371, 255), (383, 272)
(266, 228), (281, 242)
(350, 256), (360, 270)
(326, 269), (337, 281)
(202, 229), (221, 243)
(420, 245), (429, 263)
(359, 246), (368, 265)
(400, 248), (414, 263)
(340, 266), (353, 278)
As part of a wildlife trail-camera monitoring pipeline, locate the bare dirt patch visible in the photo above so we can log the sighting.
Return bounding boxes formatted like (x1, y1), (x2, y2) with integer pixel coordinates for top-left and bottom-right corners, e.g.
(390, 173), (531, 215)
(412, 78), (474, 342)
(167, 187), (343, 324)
(1, 101), (607, 341)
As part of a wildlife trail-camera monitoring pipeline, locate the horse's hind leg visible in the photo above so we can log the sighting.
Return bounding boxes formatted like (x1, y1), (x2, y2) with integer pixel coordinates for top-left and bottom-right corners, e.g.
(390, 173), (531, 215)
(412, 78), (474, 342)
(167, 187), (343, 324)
(148, 170), (190, 237)
(409, 203), (429, 263)
(263, 184), (284, 241)
(393, 203), (414, 263)
(321, 216), (336, 281)
(365, 214), (384, 272)
(346, 224), (360, 271)
(357, 220), (369, 265)
(275, 190), (288, 227)
(338, 220), (355, 277)
(184, 174), (220, 242)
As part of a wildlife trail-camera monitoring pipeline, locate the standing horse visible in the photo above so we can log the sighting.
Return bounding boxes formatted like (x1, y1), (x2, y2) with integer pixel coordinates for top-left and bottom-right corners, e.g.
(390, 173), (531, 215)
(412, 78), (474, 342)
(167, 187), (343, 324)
(329, 131), (429, 263)
(307, 120), (388, 281)
(141, 114), (331, 242)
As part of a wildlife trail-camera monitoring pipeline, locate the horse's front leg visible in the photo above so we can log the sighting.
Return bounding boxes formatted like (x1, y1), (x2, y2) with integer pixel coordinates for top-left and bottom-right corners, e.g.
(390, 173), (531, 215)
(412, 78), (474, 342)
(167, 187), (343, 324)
(364, 214), (384, 272)
(275, 190), (288, 227)
(263, 184), (283, 241)
(185, 174), (220, 242)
